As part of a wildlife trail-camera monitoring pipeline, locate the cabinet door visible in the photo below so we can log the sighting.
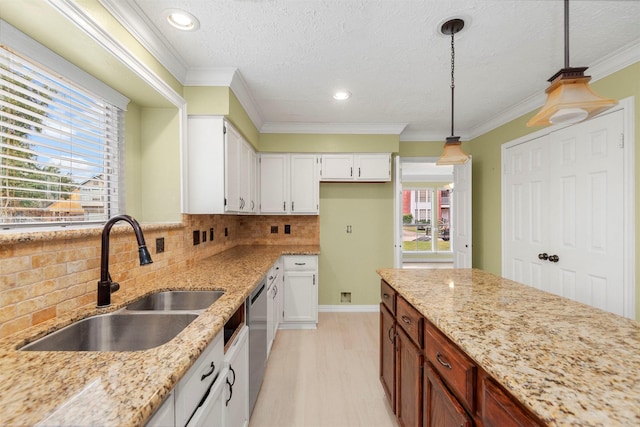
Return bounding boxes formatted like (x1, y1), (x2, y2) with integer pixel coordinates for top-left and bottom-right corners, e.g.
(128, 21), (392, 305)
(396, 327), (422, 427)
(290, 154), (318, 214)
(239, 140), (257, 213)
(146, 391), (174, 427)
(224, 326), (249, 427)
(380, 304), (396, 409)
(482, 377), (540, 427)
(356, 153), (391, 181)
(259, 154), (288, 213)
(225, 124), (242, 212)
(320, 154), (354, 180)
(185, 116), (225, 214)
(424, 363), (472, 427)
(283, 271), (317, 323)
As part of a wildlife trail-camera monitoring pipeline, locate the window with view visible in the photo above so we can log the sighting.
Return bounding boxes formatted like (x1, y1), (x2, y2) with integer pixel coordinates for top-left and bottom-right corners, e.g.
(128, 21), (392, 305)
(1, 45), (124, 227)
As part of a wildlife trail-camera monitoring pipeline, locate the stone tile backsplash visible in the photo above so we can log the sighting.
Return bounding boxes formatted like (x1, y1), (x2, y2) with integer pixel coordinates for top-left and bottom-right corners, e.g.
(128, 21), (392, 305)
(0, 214), (319, 338)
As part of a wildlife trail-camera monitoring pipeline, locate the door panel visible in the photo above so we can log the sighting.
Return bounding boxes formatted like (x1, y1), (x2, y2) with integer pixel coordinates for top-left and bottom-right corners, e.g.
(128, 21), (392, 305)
(453, 159), (472, 268)
(504, 110), (627, 317)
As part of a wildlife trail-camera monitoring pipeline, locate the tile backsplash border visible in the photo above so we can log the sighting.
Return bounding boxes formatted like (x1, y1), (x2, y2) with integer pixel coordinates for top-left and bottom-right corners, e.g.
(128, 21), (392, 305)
(0, 214), (319, 338)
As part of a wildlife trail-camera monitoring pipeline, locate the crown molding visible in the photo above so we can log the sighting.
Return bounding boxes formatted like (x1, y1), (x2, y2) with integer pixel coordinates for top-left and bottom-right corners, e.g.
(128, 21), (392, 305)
(98, 0), (189, 81)
(466, 38), (640, 140)
(260, 122), (407, 135)
(48, 0), (185, 109)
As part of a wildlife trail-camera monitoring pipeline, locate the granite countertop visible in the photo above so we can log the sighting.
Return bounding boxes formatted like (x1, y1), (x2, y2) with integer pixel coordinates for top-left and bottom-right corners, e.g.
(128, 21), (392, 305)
(0, 245), (319, 427)
(376, 268), (640, 427)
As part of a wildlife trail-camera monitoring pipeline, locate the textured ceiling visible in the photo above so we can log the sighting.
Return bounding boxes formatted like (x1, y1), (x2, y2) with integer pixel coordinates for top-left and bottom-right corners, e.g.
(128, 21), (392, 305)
(103, 0), (640, 140)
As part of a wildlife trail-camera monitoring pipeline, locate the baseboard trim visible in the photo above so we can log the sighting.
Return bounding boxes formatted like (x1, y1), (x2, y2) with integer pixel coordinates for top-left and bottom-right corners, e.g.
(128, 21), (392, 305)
(318, 305), (380, 313)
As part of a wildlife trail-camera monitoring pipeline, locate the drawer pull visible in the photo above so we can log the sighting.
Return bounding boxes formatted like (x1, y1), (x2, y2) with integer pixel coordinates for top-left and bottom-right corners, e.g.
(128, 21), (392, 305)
(387, 326), (395, 344)
(201, 362), (216, 381)
(401, 315), (412, 324)
(294, 262), (306, 266)
(436, 352), (452, 370)
(382, 293), (390, 299)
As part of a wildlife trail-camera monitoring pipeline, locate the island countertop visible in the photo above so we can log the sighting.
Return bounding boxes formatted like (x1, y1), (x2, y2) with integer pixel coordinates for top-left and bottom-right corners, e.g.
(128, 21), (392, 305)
(377, 268), (640, 427)
(0, 245), (319, 427)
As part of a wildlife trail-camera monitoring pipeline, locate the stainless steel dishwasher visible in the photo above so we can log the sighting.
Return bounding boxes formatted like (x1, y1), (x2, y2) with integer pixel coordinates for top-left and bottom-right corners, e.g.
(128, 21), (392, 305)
(247, 278), (267, 415)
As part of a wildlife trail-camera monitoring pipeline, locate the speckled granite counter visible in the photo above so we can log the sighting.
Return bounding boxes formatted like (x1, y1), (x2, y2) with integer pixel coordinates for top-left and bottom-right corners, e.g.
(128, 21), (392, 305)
(0, 245), (319, 427)
(377, 268), (640, 427)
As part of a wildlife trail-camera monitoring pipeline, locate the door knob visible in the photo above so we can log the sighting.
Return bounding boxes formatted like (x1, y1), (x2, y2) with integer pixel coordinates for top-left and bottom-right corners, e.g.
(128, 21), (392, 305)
(548, 255), (560, 263)
(538, 253), (548, 260)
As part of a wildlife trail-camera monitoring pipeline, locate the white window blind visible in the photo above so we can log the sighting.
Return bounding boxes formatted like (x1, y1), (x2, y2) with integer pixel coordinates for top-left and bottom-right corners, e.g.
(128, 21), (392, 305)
(1, 46), (124, 227)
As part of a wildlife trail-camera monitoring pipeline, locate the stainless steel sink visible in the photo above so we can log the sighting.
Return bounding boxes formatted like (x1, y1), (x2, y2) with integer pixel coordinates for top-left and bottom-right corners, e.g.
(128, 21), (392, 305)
(20, 312), (198, 352)
(125, 290), (225, 312)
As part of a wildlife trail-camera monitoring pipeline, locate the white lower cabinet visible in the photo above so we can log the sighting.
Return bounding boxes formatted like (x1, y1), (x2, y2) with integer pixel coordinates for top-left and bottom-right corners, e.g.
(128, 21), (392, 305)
(223, 325), (249, 427)
(266, 258), (282, 357)
(146, 391), (175, 427)
(282, 255), (318, 328)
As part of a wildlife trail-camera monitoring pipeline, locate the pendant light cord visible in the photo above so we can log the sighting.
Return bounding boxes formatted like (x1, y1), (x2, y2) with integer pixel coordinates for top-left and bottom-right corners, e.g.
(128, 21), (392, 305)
(564, 0), (570, 69)
(450, 30), (455, 137)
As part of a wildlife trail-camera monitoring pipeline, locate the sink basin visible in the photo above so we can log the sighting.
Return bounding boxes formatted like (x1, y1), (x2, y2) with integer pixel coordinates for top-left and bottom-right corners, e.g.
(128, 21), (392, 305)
(20, 312), (198, 352)
(125, 290), (225, 312)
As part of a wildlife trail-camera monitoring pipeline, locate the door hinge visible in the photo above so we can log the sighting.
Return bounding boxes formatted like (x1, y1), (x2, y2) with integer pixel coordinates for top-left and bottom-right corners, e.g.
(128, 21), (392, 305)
(223, 125), (227, 134)
(619, 133), (624, 148)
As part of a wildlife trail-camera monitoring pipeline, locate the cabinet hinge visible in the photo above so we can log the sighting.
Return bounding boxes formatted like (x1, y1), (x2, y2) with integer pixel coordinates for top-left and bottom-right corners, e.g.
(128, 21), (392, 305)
(223, 125), (227, 135)
(619, 133), (624, 149)
(224, 198), (227, 206)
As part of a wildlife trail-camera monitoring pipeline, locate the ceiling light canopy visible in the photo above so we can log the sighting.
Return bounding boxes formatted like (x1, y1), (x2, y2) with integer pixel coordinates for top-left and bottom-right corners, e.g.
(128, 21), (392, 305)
(165, 9), (200, 31)
(527, 0), (616, 127)
(437, 18), (470, 166)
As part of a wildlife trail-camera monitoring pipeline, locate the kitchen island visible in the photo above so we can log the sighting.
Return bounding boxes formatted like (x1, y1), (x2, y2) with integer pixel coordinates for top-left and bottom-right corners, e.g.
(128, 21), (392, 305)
(0, 245), (319, 426)
(377, 268), (640, 427)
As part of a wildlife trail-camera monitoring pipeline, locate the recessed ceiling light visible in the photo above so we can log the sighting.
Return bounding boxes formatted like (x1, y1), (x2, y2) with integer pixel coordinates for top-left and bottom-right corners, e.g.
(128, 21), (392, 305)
(165, 9), (200, 31)
(333, 91), (351, 101)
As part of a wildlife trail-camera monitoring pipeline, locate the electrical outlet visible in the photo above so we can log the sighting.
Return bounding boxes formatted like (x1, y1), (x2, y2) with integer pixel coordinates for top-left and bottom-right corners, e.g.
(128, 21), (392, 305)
(156, 237), (165, 254)
(225, 227), (228, 237)
(340, 292), (352, 303)
(193, 230), (200, 245)
(202, 230), (207, 242)
(284, 224), (291, 234)
(210, 228), (214, 241)
(271, 225), (278, 234)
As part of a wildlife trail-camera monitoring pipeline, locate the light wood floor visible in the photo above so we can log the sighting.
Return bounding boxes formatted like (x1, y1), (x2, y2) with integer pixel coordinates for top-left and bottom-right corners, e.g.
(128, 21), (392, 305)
(249, 312), (398, 427)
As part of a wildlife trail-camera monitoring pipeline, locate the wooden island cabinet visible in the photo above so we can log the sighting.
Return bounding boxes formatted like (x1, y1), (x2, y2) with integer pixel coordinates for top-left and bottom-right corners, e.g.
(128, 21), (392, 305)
(379, 279), (543, 427)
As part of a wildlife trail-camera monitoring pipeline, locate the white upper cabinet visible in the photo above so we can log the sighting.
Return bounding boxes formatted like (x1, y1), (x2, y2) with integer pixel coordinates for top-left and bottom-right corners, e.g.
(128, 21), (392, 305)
(320, 153), (391, 181)
(184, 116), (257, 214)
(259, 153), (319, 215)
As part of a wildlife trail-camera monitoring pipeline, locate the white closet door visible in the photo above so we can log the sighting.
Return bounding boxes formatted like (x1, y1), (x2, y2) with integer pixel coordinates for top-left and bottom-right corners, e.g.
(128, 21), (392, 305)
(503, 135), (550, 290)
(504, 109), (626, 316)
(547, 110), (625, 314)
(452, 159), (472, 268)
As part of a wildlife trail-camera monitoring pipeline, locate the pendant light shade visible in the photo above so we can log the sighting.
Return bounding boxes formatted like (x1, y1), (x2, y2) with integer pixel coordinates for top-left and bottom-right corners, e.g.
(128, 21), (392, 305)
(527, 0), (616, 127)
(437, 19), (470, 166)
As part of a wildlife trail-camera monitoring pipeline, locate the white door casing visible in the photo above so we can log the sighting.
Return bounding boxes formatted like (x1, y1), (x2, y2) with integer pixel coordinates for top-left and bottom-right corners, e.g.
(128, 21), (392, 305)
(453, 158), (472, 268)
(503, 98), (635, 319)
(394, 155), (403, 268)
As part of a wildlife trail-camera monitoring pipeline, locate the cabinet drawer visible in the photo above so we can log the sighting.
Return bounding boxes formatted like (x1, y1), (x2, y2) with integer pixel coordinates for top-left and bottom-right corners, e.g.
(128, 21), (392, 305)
(175, 333), (224, 426)
(380, 280), (396, 315)
(283, 255), (317, 270)
(396, 296), (423, 348)
(424, 322), (476, 412)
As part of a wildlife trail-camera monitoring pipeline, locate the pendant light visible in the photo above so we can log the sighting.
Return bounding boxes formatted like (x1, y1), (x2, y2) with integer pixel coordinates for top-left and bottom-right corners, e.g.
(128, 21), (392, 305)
(437, 18), (470, 166)
(527, 0), (617, 127)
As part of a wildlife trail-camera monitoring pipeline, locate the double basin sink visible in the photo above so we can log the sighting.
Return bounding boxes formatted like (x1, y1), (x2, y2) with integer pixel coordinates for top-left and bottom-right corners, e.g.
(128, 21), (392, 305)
(20, 291), (225, 352)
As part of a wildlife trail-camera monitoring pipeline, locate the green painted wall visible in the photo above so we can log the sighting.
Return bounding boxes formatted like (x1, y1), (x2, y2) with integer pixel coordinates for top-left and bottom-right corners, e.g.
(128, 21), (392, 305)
(468, 62), (640, 318)
(124, 103), (142, 218)
(139, 108), (182, 222)
(319, 182), (395, 305)
(259, 134), (399, 153)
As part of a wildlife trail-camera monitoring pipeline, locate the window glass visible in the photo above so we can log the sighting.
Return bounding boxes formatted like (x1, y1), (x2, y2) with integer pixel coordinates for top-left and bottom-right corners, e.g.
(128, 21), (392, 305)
(1, 46), (123, 227)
